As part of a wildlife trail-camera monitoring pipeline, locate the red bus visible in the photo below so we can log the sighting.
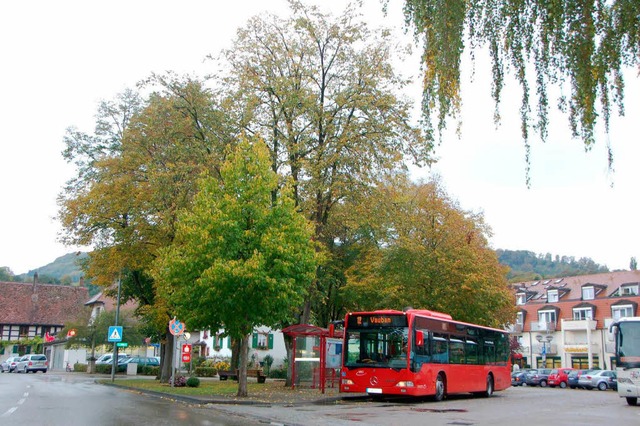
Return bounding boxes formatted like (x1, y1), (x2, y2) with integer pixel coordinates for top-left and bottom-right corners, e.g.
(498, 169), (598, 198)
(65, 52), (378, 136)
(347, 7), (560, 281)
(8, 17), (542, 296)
(340, 309), (511, 399)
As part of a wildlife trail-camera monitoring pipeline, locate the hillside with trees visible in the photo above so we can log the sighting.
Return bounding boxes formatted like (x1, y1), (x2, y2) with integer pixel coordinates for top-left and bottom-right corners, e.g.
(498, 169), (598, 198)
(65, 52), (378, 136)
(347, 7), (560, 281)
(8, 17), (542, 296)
(497, 249), (610, 283)
(0, 252), (100, 296)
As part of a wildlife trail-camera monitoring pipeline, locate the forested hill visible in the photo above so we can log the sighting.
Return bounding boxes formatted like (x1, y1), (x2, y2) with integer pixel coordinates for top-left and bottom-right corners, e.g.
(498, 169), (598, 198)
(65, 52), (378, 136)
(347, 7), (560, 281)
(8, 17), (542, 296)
(0, 252), (100, 297)
(1, 249), (615, 291)
(497, 249), (611, 282)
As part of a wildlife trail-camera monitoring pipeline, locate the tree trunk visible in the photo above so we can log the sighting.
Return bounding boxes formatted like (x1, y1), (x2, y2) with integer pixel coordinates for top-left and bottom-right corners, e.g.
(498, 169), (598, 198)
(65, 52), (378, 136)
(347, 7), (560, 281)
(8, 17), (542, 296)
(237, 334), (249, 397)
(284, 334), (294, 387)
(231, 338), (240, 370)
(160, 331), (174, 383)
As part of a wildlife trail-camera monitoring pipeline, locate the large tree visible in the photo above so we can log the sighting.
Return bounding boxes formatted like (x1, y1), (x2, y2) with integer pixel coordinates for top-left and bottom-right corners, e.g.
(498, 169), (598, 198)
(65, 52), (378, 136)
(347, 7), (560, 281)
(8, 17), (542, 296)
(58, 77), (232, 382)
(153, 138), (317, 397)
(221, 0), (434, 325)
(343, 175), (514, 328)
(402, 0), (639, 182)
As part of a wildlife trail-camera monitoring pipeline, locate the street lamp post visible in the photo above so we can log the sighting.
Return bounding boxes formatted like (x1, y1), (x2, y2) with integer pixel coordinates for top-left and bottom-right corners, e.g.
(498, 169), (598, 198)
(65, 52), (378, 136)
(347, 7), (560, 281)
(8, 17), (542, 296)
(536, 334), (553, 367)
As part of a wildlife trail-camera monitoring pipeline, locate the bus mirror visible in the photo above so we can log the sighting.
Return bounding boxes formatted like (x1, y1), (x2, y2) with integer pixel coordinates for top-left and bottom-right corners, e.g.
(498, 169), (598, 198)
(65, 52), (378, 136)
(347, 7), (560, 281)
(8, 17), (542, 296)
(415, 331), (424, 346)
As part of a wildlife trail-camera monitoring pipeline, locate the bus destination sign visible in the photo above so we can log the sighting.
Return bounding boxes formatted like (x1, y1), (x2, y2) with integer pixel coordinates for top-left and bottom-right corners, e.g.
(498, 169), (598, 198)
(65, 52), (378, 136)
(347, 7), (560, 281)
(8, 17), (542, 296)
(347, 314), (407, 328)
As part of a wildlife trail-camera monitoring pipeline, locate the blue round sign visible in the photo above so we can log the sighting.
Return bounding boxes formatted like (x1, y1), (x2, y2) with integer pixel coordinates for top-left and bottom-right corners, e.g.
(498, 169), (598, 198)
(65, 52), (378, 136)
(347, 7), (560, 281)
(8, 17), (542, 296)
(169, 318), (185, 336)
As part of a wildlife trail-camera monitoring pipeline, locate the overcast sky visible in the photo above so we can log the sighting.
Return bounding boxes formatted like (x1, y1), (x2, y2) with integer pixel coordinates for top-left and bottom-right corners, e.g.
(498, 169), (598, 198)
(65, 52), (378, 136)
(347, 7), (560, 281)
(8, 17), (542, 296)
(1, 0), (638, 275)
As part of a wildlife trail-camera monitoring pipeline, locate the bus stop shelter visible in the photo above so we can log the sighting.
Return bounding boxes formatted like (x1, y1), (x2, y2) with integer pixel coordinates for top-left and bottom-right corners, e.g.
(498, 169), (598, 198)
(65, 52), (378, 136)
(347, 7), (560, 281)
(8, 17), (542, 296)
(281, 324), (343, 393)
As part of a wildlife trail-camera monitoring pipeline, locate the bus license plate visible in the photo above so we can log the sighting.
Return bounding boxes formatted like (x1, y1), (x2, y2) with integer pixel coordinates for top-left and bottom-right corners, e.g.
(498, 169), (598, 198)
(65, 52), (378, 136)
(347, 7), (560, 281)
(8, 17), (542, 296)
(366, 388), (382, 394)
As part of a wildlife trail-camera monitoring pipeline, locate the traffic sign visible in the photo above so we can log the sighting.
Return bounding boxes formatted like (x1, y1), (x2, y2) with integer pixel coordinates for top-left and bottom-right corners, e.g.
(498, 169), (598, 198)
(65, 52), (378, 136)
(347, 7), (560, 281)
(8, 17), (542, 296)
(181, 343), (192, 363)
(116, 342), (128, 348)
(108, 326), (123, 342)
(169, 318), (185, 336)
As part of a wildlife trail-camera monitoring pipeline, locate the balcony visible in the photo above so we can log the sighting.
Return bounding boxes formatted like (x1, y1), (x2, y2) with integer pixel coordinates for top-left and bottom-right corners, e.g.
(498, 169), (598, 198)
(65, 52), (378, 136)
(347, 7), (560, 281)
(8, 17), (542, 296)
(505, 323), (524, 333)
(535, 344), (558, 355)
(530, 321), (556, 332)
(561, 319), (597, 331)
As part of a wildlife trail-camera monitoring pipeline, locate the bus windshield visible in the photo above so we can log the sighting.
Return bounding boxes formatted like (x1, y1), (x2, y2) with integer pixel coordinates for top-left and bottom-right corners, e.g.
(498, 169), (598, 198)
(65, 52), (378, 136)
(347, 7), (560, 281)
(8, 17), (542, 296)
(344, 327), (409, 369)
(617, 321), (640, 368)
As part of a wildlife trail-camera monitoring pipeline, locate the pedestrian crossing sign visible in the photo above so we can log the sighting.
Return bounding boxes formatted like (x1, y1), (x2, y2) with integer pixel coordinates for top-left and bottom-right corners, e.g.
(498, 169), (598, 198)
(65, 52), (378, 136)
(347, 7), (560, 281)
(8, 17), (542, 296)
(108, 326), (123, 342)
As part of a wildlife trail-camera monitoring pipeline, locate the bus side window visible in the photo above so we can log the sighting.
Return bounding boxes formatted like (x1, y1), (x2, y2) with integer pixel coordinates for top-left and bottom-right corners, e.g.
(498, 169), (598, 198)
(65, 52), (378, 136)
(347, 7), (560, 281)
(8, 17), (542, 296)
(432, 334), (449, 364)
(414, 329), (429, 356)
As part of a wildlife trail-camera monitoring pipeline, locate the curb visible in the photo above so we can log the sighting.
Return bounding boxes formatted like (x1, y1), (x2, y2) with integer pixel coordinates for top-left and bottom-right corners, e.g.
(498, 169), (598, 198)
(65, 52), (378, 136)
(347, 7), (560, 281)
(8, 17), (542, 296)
(100, 380), (352, 407)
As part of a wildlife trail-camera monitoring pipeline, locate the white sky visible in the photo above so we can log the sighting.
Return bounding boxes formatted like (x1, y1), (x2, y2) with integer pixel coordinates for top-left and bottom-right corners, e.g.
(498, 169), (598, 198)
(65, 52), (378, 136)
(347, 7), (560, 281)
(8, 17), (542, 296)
(1, 0), (638, 274)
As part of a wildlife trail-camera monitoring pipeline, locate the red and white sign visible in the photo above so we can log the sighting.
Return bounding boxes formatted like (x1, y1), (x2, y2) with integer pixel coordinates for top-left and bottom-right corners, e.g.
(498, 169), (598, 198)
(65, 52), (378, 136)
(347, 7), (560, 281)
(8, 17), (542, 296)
(181, 344), (192, 363)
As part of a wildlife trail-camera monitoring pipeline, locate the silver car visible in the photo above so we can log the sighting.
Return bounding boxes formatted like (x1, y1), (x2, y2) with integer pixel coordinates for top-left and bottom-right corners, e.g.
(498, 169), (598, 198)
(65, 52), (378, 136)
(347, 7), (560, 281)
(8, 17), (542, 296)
(1, 356), (22, 373)
(96, 353), (129, 365)
(15, 354), (48, 373)
(578, 369), (617, 390)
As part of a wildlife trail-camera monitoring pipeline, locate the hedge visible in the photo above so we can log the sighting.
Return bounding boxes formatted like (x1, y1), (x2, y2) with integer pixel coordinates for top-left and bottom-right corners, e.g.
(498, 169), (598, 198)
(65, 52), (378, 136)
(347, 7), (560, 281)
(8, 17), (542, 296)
(194, 367), (217, 377)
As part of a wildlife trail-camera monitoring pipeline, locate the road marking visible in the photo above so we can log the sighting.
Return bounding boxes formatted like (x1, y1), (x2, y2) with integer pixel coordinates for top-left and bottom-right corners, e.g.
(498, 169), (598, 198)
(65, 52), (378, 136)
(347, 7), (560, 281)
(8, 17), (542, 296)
(1, 407), (18, 417)
(1, 388), (31, 417)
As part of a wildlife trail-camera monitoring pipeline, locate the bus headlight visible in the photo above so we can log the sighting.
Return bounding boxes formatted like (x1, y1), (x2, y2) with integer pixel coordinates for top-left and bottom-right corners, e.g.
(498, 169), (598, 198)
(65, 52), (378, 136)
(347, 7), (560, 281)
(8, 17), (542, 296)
(341, 379), (354, 385)
(396, 381), (415, 388)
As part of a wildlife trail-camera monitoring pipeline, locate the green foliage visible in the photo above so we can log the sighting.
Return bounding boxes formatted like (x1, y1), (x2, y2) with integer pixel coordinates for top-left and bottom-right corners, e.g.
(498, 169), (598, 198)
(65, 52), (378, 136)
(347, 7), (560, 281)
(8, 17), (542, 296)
(21, 252), (89, 283)
(343, 176), (514, 328)
(58, 79), (234, 383)
(73, 362), (88, 372)
(186, 376), (201, 387)
(262, 354), (274, 374)
(154, 138), (317, 396)
(139, 365), (160, 376)
(62, 310), (145, 350)
(0, 266), (16, 281)
(268, 368), (287, 379)
(95, 364), (113, 374)
(497, 249), (609, 282)
(403, 0), (639, 183)
(154, 138), (317, 337)
(225, 1), (433, 324)
(194, 367), (217, 377)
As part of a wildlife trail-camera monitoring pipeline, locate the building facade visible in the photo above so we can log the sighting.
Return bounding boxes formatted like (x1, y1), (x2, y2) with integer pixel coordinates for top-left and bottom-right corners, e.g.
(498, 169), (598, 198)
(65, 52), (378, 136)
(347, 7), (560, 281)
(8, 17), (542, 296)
(0, 280), (89, 361)
(509, 270), (640, 370)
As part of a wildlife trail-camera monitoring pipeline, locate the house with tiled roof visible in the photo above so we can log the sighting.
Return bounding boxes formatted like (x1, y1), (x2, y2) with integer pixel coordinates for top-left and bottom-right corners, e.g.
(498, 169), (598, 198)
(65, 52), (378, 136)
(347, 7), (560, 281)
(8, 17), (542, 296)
(509, 270), (640, 370)
(0, 279), (89, 358)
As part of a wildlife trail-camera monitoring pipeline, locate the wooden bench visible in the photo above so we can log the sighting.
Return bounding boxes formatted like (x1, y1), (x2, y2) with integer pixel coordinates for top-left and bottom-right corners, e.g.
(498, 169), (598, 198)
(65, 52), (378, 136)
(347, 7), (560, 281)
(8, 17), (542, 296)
(218, 370), (238, 381)
(246, 368), (267, 383)
(218, 369), (266, 383)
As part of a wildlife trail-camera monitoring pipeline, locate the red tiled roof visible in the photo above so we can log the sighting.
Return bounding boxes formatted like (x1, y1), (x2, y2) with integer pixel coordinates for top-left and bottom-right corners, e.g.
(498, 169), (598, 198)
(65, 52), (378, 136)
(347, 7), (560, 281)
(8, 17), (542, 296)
(0, 281), (89, 326)
(513, 271), (640, 331)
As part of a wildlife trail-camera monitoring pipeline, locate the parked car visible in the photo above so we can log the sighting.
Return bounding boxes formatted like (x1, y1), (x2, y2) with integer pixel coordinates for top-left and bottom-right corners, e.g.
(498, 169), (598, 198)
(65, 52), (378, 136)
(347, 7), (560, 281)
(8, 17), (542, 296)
(567, 369), (596, 389)
(1, 356), (22, 373)
(548, 367), (576, 388)
(96, 353), (129, 365)
(525, 368), (553, 387)
(511, 369), (530, 386)
(15, 354), (48, 373)
(117, 356), (159, 372)
(578, 369), (617, 391)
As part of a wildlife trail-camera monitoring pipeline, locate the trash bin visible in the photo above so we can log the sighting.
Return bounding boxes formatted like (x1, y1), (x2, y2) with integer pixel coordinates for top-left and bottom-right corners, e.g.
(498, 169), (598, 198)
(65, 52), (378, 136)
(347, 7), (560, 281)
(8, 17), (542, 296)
(126, 362), (138, 376)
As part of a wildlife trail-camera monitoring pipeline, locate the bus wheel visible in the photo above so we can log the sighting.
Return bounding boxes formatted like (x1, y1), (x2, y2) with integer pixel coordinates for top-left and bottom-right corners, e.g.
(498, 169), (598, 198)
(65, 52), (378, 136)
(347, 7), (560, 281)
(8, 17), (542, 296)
(626, 397), (638, 406)
(483, 375), (494, 397)
(434, 373), (445, 401)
